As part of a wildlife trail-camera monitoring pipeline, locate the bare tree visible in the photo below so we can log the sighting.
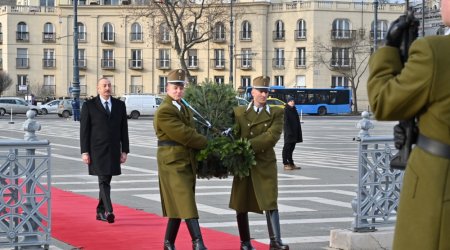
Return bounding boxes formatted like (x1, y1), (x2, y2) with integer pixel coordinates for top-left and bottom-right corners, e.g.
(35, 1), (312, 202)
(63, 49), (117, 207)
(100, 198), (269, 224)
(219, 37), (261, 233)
(126, 0), (230, 80)
(0, 71), (13, 97)
(314, 36), (371, 113)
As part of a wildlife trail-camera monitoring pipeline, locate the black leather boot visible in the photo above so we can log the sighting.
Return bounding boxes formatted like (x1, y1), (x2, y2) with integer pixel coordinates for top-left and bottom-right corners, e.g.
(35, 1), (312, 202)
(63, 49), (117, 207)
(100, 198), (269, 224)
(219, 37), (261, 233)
(164, 218), (181, 250)
(237, 212), (255, 250)
(265, 210), (289, 250)
(185, 218), (207, 250)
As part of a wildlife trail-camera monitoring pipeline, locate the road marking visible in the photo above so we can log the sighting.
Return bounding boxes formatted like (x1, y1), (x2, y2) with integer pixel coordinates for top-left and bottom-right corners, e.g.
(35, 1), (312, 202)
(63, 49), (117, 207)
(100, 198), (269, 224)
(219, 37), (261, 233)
(278, 197), (351, 208)
(201, 217), (354, 228)
(255, 236), (330, 244)
(134, 194), (315, 214)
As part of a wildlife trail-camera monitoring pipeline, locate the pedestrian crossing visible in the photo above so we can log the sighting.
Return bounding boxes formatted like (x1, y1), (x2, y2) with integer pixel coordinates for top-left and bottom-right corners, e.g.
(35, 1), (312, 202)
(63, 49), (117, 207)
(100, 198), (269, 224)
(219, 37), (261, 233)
(0, 116), (396, 249)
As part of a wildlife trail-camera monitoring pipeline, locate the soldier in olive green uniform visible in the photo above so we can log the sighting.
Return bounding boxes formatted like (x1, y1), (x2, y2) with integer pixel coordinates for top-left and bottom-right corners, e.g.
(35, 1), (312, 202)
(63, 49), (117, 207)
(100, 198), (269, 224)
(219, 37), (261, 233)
(367, 4), (450, 249)
(154, 69), (208, 250)
(229, 76), (288, 250)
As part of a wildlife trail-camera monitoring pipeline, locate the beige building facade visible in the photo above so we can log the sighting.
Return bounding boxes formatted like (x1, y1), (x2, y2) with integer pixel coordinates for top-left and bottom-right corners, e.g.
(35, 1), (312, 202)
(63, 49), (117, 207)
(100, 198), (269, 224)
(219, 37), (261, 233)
(0, 0), (405, 110)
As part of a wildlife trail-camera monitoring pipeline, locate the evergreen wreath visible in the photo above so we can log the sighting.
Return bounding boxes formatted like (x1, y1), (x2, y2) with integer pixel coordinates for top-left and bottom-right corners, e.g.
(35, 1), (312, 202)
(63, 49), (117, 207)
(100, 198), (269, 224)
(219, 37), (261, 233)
(184, 81), (256, 179)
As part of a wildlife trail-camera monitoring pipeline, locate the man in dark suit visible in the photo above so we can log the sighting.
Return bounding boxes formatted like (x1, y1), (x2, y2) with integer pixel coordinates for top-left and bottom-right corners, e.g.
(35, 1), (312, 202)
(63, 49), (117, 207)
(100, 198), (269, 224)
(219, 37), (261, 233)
(154, 69), (208, 250)
(80, 77), (129, 224)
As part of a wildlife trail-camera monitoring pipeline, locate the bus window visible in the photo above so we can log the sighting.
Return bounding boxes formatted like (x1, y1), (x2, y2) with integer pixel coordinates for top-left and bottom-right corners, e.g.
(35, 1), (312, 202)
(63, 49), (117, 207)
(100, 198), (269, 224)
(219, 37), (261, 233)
(330, 92), (337, 104)
(297, 93), (306, 104)
(336, 91), (350, 104)
(307, 93), (315, 104)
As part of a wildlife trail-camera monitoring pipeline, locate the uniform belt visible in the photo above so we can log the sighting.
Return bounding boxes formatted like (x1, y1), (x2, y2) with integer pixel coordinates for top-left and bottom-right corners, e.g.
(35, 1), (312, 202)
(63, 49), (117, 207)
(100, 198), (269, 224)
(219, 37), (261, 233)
(157, 140), (182, 147)
(416, 134), (450, 159)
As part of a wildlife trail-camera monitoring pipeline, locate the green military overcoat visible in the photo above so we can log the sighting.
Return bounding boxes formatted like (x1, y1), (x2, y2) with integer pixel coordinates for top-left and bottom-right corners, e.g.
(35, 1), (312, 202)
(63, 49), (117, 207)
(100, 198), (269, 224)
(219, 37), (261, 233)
(153, 96), (207, 219)
(229, 104), (284, 213)
(368, 36), (450, 250)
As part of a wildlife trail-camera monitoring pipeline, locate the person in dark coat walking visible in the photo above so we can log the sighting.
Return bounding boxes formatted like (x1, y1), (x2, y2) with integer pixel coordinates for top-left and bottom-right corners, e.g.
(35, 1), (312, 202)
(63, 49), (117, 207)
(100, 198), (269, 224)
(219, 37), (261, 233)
(154, 69), (208, 250)
(71, 97), (80, 121)
(282, 97), (302, 170)
(80, 77), (129, 224)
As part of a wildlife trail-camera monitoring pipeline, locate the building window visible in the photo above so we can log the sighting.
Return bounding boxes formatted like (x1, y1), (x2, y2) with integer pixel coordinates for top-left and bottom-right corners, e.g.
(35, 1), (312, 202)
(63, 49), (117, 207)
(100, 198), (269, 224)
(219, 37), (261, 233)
(79, 75), (87, 96)
(296, 19), (306, 40)
(240, 21), (252, 40)
(130, 76), (143, 93)
(186, 49), (198, 69)
(78, 22), (87, 42)
(102, 22), (115, 42)
(295, 75), (306, 88)
(274, 76), (284, 86)
(213, 49), (225, 68)
(371, 20), (388, 41)
(240, 48), (252, 69)
(17, 75), (28, 93)
(16, 48), (29, 69)
(273, 20), (285, 40)
(331, 75), (349, 88)
(43, 75), (55, 96)
(101, 49), (115, 69)
(130, 22), (143, 41)
(331, 47), (351, 67)
(78, 49), (86, 69)
(129, 49), (143, 69)
(43, 49), (55, 68)
(43, 22), (56, 42)
(214, 76), (225, 84)
(16, 22), (29, 41)
(159, 23), (170, 43)
(273, 48), (285, 69)
(187, 22), (198, 41)
(158, 49), (170, 69)
(159, 76), (167, 94)
(332, 19), (351, 39)
(213, 22), (226, 42)
(241, 76), (251, 88)
(296, 47), (306, 68)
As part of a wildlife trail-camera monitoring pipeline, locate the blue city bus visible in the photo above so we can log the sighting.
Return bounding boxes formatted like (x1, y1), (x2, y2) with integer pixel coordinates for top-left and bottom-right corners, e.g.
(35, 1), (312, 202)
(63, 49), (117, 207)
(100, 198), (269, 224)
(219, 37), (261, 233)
(244, 86), (352, 115)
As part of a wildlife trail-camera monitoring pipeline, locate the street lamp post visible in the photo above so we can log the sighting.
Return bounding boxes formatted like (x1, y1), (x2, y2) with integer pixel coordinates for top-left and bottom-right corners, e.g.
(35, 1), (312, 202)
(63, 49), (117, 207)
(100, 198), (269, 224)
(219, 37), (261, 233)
(229, 0), (234, 86)
(373, 0), (379, 50)
(72, 0), (80, 104)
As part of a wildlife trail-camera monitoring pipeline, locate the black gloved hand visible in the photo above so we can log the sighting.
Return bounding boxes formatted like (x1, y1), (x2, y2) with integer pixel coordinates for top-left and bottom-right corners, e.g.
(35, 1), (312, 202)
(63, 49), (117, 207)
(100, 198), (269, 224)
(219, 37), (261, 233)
(385, 15), (408, 48)
(393, 124), (406, 150)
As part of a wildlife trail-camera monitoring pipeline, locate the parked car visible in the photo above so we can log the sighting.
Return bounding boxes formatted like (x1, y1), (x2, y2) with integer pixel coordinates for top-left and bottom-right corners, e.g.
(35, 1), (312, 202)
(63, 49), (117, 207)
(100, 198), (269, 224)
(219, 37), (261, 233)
(120, 94), (162, 119)
(236, 96), (249, 106)
(57, 99), (84, 118)
(0, 97), (42, 116)
(266, 97), (286, 108)
(39, 99), (61, 115)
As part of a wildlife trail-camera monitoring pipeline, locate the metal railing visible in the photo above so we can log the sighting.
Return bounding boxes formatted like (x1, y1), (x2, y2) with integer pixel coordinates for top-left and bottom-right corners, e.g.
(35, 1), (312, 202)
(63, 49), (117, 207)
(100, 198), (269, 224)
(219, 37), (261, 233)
(0, 111), (51, 249)
(351, 111), (404, 232)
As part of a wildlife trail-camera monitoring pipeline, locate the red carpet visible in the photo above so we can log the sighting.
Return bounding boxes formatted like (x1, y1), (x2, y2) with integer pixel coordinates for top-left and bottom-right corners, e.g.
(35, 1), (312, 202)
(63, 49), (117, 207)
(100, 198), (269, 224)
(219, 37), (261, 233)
(51, 188), (269, 249)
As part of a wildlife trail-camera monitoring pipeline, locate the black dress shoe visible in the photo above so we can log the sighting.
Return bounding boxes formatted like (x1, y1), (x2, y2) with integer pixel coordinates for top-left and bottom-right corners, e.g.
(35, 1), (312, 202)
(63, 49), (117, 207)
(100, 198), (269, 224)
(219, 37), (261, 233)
(106, 212), (115, 223)
(96, 212), (107, 221)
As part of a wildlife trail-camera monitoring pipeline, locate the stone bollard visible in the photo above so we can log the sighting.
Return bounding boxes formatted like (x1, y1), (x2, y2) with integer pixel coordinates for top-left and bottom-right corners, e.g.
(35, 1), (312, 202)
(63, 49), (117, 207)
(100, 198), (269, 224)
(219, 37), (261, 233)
(21, 110), (45, 250)
(355, 111), (374, 140)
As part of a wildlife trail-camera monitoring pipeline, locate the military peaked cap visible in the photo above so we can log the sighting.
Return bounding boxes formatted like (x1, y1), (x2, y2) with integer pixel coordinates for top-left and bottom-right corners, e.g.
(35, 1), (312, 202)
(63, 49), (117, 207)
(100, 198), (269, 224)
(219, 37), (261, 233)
(167, 69), (186, 85)
(253, 76), (270, 89)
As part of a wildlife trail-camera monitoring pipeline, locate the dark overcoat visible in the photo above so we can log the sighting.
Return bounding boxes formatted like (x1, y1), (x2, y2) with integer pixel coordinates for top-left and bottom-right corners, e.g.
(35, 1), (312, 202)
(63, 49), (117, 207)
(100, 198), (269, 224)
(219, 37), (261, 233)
(368, 36), (450, 250)
(153, 96), (207, 219)
(284, 105), (302, 143)
(80, 96), (129, 176)
(229, 104), (284, 213)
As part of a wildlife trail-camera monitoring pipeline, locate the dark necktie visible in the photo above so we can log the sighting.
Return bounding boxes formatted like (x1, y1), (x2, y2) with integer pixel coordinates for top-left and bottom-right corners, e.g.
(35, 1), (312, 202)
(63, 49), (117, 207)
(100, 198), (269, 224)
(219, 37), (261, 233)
(105, 101), (111, 116)
(177, 101), (186, 115)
